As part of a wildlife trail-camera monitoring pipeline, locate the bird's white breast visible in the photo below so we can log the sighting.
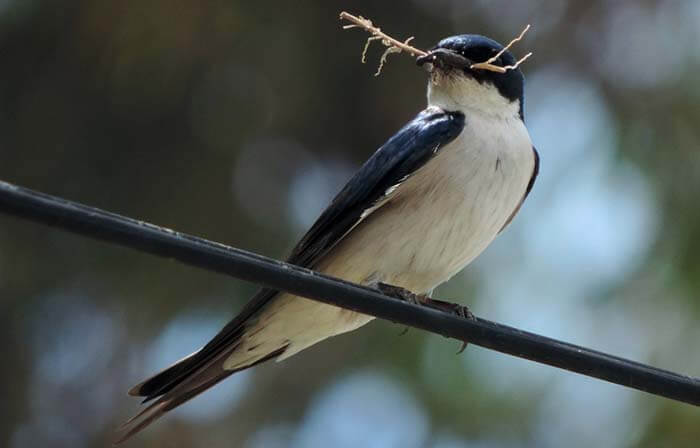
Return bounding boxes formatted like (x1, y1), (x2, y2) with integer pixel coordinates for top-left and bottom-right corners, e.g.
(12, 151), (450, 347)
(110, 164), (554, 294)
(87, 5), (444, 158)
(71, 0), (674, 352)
(325, 108), (535, 293)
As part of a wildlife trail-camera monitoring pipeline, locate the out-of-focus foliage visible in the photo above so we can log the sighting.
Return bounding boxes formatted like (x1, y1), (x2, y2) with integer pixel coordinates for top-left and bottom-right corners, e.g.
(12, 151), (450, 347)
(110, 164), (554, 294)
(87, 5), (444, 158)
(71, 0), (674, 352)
(1, 1), (699, 447)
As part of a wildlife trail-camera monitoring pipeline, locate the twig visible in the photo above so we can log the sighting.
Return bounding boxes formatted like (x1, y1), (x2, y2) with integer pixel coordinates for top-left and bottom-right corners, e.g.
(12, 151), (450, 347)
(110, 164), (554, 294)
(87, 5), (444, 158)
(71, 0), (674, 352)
(340, 12), (427, 57)
(470, 24), (533, 73)
(340, 11), (533, 75)
(339, 11), (427, 75)
(2, 179), (700, 407)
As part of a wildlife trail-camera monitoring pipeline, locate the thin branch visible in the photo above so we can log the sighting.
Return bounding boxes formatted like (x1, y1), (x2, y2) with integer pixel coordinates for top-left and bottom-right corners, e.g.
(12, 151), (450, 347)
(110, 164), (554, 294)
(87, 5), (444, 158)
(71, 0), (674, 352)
(340, 11), (427, 57)
(362, 36), (382, 63)
(1, 179), (700, 407)
(341, 11), (533, 75)
(470, 24), (532, 73)
(339, 11), (426, 75)
(376, 45), (402, 76)
(503, 52), (533, 71)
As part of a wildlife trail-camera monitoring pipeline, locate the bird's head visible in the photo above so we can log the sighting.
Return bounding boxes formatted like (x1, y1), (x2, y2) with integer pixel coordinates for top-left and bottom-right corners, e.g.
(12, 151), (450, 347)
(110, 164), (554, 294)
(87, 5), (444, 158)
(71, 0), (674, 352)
(417, 34), (525, 120)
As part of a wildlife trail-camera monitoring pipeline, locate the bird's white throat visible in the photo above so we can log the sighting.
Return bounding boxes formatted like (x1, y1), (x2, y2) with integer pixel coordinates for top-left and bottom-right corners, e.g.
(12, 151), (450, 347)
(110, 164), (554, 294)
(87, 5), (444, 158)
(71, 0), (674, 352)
(427, 73), (521, 121)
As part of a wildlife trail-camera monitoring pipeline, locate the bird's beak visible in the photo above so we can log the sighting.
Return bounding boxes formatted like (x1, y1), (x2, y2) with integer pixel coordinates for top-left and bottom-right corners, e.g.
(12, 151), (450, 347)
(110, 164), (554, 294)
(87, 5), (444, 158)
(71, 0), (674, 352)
(416, 48), (472, 72)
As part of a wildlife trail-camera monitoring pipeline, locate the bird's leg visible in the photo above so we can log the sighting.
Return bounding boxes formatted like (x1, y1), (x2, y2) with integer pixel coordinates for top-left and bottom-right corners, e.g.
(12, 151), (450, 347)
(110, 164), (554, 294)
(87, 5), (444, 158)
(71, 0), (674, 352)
(420, 298), (475, 354)
(375, 282), (431, 305)
(375, 282), (474, 353)
(376, 282), (473, 318)
(421, 298), (475, 320)
(375, 282), (431, 336)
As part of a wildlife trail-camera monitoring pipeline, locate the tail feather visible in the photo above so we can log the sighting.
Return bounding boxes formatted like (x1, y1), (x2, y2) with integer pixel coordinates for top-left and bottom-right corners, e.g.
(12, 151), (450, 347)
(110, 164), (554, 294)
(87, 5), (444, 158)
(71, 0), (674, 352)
(115, 344), (288, 445)
(118, 289), (284, 444)
(114, 402), (169, 445)
(129, 290), (277, 401)
(128, 351), (199, 399)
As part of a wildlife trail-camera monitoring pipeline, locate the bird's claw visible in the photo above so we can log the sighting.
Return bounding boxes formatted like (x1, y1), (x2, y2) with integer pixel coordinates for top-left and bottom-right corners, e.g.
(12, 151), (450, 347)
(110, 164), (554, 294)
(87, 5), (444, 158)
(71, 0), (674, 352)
(456, 341), (469, 354)
(376, 283), (423, 335)
(375, 283), (474, 352)
(422, 298), (475, 320)
(376, 282), (430, 305)
(421, 299), (475, 353)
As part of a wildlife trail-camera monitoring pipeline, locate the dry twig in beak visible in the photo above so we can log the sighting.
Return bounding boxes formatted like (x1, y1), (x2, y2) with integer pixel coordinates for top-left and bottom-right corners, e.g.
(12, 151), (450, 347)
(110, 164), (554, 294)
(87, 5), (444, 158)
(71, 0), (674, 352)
(339, 11), (533, 76)
(339, 11), (427, 76)
(469, 24), (533, 73)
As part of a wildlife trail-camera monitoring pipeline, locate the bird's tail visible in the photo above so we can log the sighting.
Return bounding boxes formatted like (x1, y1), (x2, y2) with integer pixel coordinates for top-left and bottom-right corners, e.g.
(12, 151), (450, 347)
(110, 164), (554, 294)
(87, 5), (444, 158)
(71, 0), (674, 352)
(115, 290), (284, 445)
(114, 343), (286, 445)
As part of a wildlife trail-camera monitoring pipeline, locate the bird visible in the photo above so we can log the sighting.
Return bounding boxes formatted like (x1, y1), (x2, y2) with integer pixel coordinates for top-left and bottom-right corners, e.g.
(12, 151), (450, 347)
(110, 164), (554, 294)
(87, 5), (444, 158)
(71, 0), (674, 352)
(116, 34), (539, 443)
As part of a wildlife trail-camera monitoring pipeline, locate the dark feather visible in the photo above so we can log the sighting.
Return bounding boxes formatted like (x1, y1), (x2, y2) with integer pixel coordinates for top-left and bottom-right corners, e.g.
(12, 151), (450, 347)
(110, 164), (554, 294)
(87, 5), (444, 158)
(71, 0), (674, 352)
(116, 346), (287, 445)
(499, 146), (539, 233)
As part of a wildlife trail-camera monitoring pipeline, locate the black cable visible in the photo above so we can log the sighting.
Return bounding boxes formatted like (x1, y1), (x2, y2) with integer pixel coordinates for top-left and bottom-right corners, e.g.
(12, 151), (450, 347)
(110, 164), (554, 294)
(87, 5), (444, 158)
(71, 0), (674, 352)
(1, 179), (699, 406)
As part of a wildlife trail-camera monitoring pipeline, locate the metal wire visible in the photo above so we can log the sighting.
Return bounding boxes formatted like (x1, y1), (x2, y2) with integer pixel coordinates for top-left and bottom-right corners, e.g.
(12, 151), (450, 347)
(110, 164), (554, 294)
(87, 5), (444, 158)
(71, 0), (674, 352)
(1, 179), (699, 406)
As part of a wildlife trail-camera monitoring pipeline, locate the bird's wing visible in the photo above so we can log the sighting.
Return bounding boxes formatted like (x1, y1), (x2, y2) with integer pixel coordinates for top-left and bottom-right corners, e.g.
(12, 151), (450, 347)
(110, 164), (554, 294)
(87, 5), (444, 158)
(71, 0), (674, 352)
(288, 106), (465, 267)
(499, 146), (539, 233)
(116, 107), (465, 443)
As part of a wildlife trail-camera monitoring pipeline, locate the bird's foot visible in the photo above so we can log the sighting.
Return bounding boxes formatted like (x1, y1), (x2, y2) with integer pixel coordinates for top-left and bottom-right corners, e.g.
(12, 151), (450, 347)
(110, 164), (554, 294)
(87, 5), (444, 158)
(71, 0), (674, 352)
(422, 299), (475, 353)
(425, 299), (474, 353)
(376, 282), (429, 336)
(456, 341), (469, 354)
(375, 283), (474, 351)
(376, 282), (430, 305)
(421, 298), (475, 320)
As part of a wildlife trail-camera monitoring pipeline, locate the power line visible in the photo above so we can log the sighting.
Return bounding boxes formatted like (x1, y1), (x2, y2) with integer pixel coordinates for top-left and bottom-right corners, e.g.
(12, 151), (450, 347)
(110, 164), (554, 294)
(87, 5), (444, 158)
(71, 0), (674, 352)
(1, 179), (699, 406)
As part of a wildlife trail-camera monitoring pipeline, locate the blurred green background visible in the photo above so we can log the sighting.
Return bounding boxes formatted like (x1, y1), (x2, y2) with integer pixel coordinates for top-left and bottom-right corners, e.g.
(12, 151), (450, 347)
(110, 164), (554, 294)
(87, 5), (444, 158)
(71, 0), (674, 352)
(1, 1), (700, 447)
